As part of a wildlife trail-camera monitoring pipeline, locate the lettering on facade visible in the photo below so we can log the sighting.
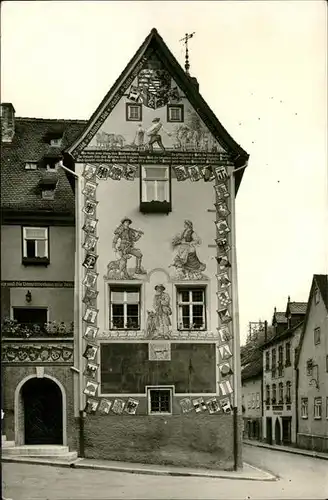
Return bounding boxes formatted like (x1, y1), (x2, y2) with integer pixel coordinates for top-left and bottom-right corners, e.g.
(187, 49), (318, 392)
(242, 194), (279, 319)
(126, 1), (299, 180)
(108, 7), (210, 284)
(1, 281), (74, 288)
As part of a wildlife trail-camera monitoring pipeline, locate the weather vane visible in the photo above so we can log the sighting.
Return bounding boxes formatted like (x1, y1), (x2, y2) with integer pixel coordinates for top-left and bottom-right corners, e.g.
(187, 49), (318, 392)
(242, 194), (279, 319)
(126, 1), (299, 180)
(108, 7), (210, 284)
(179, 32), (196, 75)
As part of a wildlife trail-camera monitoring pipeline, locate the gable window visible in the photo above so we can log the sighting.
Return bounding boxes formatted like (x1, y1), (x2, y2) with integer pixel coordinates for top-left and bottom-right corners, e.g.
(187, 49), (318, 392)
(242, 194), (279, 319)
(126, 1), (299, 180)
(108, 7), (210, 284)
(140, 165), (171, 213)
(25, 162), (38, 170)
(301, 398), (308, 419)
(286, 381), (291, 404)
(50, 138), (62, 147)
(265, 351), (270, 371)
(148, 388), (172, 414)
(314, 327), (321, 345)
(314, 397), (322, 419)
(285, 342), (291, 366)
(167, 104), (184, 123)
(22, 227), (49, 265)
(177, 287), (206, 330)
(109, 286), (140, 330)
(126, 103), (142, 121)
(278, 382), (284, 404)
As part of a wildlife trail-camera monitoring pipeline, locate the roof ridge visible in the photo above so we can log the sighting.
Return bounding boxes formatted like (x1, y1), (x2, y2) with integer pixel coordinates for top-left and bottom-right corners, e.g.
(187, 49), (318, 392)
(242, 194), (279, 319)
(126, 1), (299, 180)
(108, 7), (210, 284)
(16, 117), (87, 123)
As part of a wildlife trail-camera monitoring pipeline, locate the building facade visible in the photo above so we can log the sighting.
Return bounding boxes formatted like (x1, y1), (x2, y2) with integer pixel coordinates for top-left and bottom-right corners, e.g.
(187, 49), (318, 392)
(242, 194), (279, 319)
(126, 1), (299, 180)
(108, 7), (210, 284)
(63, 28), (249, 469)
(262, 300), (306, 446)
(1, 105), (85, 451)
(241, 355), (263, 441)
(296, 275), (328, 452)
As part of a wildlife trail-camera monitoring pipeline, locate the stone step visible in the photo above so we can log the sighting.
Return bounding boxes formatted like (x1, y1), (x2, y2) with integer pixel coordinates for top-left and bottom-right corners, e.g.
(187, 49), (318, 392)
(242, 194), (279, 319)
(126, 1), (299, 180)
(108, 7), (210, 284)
(2, 440), (16, 448)
(2, 445), (71, 456)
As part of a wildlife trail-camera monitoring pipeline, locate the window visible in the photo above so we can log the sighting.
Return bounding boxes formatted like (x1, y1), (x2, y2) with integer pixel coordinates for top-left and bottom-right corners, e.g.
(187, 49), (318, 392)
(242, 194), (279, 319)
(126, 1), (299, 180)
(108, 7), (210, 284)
(109, 287), (140, 330)
(256, 392), (260, 409)
(265, 351), (270, 371)
(326, 355), (328, 373)
(141, 166), (170, 202)
(25, 162), (38, 170)
(306, 359), (313, 376)
(50, 138), (62, 147)
(314, 287), (320, 304)
(148, 388), (172, 414)
(285, 342), (291, 366)
(326, 397), (328, 419)
(167, 105), (184, 122)
(301, 398), (308, 419)
(278, 345), (284, 376)
(272, 348), (276, 378)
(251, 393), (255, 409)
(314, 397), (322, 419)
(22, 227), (49, 263)
(126, 103), (142, 121)
(13, 307), (48, 328)
(272, 384), (276, 404)
(177, 288), (206, 330)
(278, 382), (284, 403)
(314, 327), (321, 345)
(265, 385), (270, 405)
(42, 190), (55, 200)
(286, 381), (291, 403)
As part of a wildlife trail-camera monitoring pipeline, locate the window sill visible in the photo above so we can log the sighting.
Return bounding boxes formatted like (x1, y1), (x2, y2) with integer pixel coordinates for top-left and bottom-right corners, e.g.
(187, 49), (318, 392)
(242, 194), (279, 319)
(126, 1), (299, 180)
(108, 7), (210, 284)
(140, 201), (171, 214)
(301, 416), (308, 419)
(22, 257), (49, 266)
(314, 417), (322, 420)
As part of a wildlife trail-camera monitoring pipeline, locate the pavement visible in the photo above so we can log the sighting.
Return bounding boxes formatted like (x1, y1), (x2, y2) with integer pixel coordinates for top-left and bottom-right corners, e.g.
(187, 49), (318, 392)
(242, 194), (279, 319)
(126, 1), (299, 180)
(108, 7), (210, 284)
(1, 454), (277, 482)
(243, 438), (328, 460)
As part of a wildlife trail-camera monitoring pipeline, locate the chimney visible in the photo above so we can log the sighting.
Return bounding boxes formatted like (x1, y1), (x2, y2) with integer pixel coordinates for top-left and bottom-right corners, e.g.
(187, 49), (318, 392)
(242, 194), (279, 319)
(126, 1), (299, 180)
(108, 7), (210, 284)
(1, 103), (15, 143)
(189, 76), (199, 91)
(264, 320), (268, 343)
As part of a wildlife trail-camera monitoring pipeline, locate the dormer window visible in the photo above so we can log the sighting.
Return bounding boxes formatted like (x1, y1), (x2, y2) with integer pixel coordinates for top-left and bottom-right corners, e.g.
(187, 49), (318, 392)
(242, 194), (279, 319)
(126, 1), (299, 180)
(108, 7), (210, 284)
(25, 162), (38, 170)
(50, 137), (62, 147)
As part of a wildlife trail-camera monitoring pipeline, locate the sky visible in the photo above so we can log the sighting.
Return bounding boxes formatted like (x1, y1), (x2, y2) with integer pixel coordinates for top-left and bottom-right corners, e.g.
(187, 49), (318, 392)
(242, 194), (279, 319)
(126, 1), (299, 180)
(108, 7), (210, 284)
(1, 1), (327, 343)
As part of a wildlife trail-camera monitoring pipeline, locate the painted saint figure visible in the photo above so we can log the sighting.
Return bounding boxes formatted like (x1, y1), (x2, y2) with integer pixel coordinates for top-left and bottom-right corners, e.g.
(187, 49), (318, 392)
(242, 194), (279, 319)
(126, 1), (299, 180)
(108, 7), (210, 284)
(106, 217), (146, 279)
(171, 220), (206, 279)
(147, 285), (172, 339)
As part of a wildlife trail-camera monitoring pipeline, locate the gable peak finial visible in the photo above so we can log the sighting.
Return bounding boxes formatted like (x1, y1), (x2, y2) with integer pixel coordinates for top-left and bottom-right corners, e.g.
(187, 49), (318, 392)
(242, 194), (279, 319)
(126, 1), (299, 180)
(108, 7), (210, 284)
(179, 32), (196, 75)
(151, 28), (158, 34)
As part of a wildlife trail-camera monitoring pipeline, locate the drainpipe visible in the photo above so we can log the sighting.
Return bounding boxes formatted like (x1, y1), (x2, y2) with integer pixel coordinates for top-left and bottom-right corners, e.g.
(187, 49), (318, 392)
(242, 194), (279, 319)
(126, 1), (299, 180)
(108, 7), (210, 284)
(295, 367), (299, 446)
(58, 160), (84, 457)
(230, 169), (242, 470)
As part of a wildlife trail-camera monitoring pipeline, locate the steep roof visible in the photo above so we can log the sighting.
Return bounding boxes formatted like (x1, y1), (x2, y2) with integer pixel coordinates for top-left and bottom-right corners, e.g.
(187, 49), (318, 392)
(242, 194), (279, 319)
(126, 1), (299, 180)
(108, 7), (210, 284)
(295, 274), (328, 367)
(66, 28), (249, 193)
(272, 311), (288, 325)
(1, 117), (86, 217)
(288, 302), (307, 315)
(241, 353), (263, 381)
(261, 320), (304, 349)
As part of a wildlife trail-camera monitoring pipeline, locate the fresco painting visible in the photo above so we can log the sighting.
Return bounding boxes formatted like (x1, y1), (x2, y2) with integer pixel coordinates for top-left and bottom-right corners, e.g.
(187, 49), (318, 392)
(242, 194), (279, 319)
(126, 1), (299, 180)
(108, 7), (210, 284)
(170, 220), (207, 280)
(146, 285), (172, 339)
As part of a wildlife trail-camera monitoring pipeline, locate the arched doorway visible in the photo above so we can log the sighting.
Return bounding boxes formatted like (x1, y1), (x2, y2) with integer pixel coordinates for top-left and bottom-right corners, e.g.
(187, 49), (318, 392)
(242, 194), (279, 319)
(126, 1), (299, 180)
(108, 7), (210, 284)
(275, 418), (281, 446)
(22, 378), (63, 445)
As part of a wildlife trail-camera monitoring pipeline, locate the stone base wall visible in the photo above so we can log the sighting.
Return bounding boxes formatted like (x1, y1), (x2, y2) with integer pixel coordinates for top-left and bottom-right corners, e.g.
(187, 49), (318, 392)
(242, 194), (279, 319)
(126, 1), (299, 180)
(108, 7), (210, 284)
(297, 433), (328, 453)
(83, 413), (243, 470)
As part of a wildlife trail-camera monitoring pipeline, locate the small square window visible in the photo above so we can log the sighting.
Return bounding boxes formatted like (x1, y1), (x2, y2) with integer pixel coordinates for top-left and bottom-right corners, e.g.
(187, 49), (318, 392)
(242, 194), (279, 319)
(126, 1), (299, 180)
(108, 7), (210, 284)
(50, 138), (62, 147)
(314, 327), (321, 345)
(140, 165), (171, 213)
(148, 388), (172, 414)
(25, 162), (38, 170)
(314, 397), (322, 419)
(42, 189), (55, 200)
(126, 103), (142, 121)
(167, 105), (184, 122)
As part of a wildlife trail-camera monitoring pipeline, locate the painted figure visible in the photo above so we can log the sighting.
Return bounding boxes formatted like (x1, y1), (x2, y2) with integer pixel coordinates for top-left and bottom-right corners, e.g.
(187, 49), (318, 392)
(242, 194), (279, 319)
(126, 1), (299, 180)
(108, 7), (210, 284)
(146, 285), (172, 339)
(146, 118), (171, 152)
(170, 220), (206, 279)
(106, 217), (146, 279)
(131, 124), (145, 149)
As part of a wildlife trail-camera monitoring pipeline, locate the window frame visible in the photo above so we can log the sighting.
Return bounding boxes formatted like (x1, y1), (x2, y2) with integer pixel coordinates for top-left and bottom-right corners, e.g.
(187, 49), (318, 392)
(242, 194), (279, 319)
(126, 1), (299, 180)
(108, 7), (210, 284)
(25, 162), (38, 170)
(326, 397), (328, 419)
(22, 226), (50, 265)
(140, 165), (172, 213)
(12, 306), (49, 326)
(314, 327), (321, 345)
(301, 397), (308, 419)
(147, 386), (173, 415)
(176, 286), (206, 331)
(108, 285), (141, 330)
(285, 342), (291, 367)
(167, 104), (184, 123)
(265, 351), (270, 371)
(286, 381), (291, 404)
(126, 103), (142, 122)
(49, 138), (62, 147)
(265, 385), (270, 405)
(314, 397), (322, 420)
(272, 383), (277, 404)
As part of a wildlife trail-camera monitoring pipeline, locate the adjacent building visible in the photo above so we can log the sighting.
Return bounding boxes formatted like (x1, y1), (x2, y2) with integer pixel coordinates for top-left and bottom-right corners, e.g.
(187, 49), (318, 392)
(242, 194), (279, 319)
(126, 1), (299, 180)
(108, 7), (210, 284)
(1, 104), (85, 450)
(296, 274), (328, 452)
(241, 350), (263, 441)
(261, 299), (307, 445)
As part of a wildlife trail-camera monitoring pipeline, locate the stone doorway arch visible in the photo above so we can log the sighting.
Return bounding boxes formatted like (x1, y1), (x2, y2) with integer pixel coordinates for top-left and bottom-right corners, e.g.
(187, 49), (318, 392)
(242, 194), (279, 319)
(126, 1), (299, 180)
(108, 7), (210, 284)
(15, 374), (67, 446)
